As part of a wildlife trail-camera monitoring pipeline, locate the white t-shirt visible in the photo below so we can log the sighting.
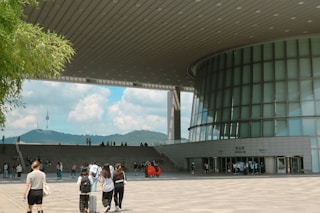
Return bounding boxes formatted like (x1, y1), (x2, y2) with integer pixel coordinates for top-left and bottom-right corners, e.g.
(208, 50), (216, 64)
(99, 176), (114, 192)
(16, 165), (22, 173)
(90, 164), (99, 178)
(26, 170), (46, 190)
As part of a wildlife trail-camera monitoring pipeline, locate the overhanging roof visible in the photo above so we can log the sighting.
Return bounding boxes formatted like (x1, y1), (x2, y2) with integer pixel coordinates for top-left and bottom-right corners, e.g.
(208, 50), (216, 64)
(24, 0), (320, 91)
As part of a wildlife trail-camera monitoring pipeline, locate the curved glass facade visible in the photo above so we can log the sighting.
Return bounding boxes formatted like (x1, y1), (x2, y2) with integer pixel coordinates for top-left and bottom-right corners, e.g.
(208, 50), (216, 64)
(189, 37), (320, 145)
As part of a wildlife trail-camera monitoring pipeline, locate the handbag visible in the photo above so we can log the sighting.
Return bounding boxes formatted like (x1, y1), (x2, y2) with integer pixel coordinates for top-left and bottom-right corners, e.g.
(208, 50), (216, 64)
(43, 184), (50, 197)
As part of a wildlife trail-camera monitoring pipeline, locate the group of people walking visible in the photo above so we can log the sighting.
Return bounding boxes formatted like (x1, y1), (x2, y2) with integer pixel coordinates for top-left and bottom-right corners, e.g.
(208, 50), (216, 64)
(23, 160), (126, 213)
(2, 162), (23, 179)
(77, 162), (126, 213)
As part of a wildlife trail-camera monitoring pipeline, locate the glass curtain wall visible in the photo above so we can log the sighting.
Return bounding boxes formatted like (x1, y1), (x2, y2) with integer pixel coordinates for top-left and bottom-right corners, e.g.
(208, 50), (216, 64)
(189, 37), (320, 171)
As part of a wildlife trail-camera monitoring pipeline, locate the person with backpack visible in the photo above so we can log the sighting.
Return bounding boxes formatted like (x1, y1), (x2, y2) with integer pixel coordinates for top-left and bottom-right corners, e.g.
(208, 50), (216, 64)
(77, 168), (93, 213)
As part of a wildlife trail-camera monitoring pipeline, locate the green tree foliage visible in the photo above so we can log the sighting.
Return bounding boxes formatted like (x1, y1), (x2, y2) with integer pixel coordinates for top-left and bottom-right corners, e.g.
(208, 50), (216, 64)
(0, 0), (75, 129)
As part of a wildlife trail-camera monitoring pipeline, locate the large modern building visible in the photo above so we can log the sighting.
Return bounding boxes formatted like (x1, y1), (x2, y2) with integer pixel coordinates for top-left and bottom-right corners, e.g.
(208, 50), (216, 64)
(24, 0), (320, 174)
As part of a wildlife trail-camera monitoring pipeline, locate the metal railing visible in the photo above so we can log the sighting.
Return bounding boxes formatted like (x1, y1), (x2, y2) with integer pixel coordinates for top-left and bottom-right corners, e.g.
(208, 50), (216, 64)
(15, 143), (26, 171)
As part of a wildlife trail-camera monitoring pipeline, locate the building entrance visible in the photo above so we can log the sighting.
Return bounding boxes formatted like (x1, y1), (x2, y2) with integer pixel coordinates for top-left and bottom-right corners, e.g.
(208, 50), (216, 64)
(276, 156), (303, 174)
(277, 157), (286, 173)
(187, 156), (303, 174)
(291, 156), (303, 173)
(217, 157), (265, 174)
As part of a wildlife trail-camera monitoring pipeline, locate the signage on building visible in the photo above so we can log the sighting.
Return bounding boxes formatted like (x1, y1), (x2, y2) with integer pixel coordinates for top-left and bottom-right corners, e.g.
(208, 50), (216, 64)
(235, 146), (246, 154)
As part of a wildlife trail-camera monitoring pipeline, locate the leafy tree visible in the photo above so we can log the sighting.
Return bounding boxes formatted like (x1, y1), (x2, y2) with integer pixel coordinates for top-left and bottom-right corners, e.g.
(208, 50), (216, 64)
(0, 0), (75, 129)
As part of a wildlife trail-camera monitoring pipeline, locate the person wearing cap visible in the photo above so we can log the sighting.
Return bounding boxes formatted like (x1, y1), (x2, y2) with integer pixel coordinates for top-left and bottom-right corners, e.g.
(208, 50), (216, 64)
(23, 160), (47, 213)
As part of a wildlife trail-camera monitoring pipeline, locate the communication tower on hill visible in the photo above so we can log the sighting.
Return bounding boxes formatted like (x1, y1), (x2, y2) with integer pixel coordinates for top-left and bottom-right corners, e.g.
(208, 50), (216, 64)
(46, 109), (49, 130)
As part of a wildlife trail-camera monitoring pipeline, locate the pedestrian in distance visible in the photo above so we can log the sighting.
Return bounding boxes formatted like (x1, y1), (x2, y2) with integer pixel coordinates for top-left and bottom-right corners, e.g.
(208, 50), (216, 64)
(16, 163), (23, 179)
(133, 162), (138, 175)
(56, 162), (61, 179)
(191, 162), (195, 175)
(71, 164), (77, 178)
(204, 162), (209, 174)
(3, 162), (9, 178)
(77, 168), (93, 213)
(11, 163), (17, 179)
(23, 160), (47, 213)
(60, 162), (63, 177)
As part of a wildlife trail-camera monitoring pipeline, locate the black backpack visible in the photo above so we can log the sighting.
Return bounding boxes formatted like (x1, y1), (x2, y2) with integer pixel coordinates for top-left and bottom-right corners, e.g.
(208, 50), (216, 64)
(80, 176), (91, 193)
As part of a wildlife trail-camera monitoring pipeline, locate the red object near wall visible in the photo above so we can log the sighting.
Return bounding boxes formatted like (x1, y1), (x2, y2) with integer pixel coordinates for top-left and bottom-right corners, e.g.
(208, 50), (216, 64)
(145, 164), (161, 177)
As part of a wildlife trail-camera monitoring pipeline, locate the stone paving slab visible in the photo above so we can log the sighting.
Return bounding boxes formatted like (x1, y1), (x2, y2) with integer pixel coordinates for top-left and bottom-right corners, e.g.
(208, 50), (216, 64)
(1, 173), (320, 213)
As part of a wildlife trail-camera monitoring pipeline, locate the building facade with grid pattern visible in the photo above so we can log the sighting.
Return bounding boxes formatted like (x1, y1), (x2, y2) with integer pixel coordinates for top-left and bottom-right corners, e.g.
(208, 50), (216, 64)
(188, 37), (320, 173)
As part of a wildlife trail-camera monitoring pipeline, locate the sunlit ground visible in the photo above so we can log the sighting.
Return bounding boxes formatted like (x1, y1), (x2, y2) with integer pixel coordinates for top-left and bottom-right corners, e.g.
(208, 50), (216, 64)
(1, 173), (319, 213)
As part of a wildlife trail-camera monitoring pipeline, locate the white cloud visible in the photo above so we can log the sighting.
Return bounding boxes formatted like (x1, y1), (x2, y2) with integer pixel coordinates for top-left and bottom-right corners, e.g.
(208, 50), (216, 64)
(68, 93), (106, 122)
(9, 115), (37, 129)
(123, 88), (167, 107)
(106, 88), (193, 138)
(107, 88), (167, 133)
(1, 81), (193, 139)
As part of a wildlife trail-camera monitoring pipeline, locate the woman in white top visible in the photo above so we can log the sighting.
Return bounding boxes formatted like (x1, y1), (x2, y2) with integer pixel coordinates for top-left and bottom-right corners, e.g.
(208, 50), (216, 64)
(98, 164), (114, 213)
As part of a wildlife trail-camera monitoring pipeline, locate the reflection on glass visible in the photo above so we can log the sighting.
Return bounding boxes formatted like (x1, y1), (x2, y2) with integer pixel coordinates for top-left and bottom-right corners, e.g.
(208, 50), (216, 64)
(189, 37), (320, 142)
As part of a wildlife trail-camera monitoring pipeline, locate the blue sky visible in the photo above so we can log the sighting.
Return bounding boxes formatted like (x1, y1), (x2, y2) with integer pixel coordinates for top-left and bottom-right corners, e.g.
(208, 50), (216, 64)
(1, 80), (193, 140)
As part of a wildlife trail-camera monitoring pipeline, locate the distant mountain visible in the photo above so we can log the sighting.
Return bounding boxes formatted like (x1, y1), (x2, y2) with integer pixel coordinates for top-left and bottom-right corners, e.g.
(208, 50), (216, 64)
(3, 129), (172, 146)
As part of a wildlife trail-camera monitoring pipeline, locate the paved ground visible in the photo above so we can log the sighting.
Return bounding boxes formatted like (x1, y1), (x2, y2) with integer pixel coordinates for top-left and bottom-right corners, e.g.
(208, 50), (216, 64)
(1, 172), (320, 213)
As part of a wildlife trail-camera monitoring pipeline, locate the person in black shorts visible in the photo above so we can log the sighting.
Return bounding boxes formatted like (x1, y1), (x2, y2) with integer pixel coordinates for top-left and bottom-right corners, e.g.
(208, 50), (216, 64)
(23, 160), (46, 213)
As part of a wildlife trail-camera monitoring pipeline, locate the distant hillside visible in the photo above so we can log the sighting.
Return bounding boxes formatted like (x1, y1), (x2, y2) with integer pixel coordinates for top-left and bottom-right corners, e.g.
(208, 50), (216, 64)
(4, 129), (172, 146)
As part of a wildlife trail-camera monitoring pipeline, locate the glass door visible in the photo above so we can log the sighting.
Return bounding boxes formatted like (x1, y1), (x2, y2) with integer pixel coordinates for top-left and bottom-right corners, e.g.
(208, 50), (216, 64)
(291, 157), (302, 173)
(277, 157), (286, 174)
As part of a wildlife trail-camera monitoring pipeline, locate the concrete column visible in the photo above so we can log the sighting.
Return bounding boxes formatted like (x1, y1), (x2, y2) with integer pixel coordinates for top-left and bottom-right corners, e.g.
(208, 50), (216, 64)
(264, 156), (275, 174)
(213, 157), (218, 173)
(167, 88), (181, 142)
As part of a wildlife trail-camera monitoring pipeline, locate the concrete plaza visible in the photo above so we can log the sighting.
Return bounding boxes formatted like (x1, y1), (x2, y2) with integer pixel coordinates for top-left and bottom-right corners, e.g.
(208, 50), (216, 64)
(0, 172), (319, 213)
